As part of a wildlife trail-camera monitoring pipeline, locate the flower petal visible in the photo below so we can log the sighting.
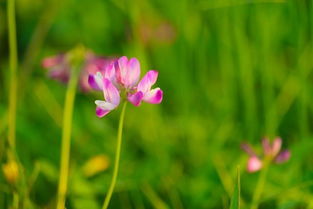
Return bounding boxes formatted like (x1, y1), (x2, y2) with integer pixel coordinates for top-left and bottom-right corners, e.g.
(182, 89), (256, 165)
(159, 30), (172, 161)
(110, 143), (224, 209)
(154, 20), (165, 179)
(128, 91), (144, 106)
(275, 150), (291, 164)
(42, 55), (64, 68)
(262, 138), (272, 156)
(115, 56), (128, 85)
(88, 72), (103, 91)
(247, 156), (262, 173)
(115, 56), (140, 88)
(42, 54), (70, 83)
(272, 137), (282, 157)
(92, 57), (115, 71)
(125, 58), (140, 87)
(102, 79), (120, 106)
(137, 70), (158, 93)
(96, 106), (110, 118)
(48, 67), (69, 83)
(95, 100), (117, 110)
(95, 100), (116, 117)
(143, 88), (163, 104)
(104, 63), (116, 82)
(241, 143), (257, 157)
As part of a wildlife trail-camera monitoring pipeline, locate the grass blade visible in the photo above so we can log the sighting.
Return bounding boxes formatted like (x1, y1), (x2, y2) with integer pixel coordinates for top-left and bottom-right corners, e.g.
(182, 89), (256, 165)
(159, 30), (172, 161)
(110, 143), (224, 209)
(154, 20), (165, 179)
(230, 166), (240, 209)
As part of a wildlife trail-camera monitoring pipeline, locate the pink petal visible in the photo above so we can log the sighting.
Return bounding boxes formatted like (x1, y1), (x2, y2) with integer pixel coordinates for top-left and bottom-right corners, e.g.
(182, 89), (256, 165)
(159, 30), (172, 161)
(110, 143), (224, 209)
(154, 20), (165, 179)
(102, 79), (120, 106)
(143, 88), (163, 104)
(262, 138), (272, 156)
(241, 143), (257, 157)
(95, 100), (117, 118)
(115, 56), (128, 85)
(272, 137), (282, 157)
(275, 150), (291, 164)
(137, 70), (158, 93)
(128, 92), (144, 106)
(93, 57), (115, 71)
(96, 106), (110, 118)
(48, 67), (70, 83)
(247, 156), (263, 173)
(125, 58), (140, 87)
(103, 63), (116, 82)
(42, 54), (69, 83)
(85, 62), (100, 75)
(81, 66), (99, 92)
(115, 56), (140, 88)
(81, 56), (115, 92)
(88, 72), (103, 91)
(42, 55), (64, 68)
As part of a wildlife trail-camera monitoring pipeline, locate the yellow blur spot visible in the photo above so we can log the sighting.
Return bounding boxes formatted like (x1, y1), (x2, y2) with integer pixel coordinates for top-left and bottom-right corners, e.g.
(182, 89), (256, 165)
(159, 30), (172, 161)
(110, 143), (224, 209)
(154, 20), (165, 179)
(82, 155), (110, 177)
(2, 161), (19, 184)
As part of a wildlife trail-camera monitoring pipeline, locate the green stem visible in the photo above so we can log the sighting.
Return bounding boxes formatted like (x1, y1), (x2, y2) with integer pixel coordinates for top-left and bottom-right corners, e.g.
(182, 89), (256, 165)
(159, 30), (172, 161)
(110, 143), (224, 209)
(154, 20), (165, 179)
(102, 101), (127, 209)
(7, 0), (18, 153)
(250, 163), (269, 209)
(7, 0), (19, 207)
(56, 70), (79, 209)
(12, 192), (19, 209)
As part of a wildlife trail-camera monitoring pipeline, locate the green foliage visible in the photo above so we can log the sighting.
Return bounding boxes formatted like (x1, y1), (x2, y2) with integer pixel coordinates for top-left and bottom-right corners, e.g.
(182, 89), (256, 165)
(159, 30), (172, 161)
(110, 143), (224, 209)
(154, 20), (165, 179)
(1, 0), (313, 208)
(230, 167), (240, 209)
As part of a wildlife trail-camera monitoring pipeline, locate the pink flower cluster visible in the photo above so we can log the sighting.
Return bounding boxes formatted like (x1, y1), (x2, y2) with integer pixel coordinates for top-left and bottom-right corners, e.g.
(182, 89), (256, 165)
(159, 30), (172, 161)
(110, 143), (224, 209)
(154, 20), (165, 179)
(88, 56), (163, 117)
(42, 51), (114, 92)
(241, 137), (291, 173)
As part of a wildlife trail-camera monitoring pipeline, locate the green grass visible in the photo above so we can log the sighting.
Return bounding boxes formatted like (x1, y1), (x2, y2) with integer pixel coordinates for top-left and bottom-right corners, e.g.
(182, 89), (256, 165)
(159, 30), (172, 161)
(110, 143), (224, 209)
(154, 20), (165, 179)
(1, 0), (313, 208)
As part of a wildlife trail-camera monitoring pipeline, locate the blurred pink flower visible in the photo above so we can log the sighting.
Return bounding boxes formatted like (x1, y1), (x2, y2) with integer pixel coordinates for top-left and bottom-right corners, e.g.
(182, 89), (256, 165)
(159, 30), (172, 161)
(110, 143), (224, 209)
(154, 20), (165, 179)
(241, 137), (291, 173)
(42, 51), (115, 92)
(88, 56), (163, 117)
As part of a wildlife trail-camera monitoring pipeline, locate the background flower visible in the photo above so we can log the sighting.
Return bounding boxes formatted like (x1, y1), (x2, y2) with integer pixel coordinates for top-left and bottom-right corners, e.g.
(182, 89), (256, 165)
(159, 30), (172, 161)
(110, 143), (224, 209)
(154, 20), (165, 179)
(42, 51), (115, 91)
(242, 137), (291, 173)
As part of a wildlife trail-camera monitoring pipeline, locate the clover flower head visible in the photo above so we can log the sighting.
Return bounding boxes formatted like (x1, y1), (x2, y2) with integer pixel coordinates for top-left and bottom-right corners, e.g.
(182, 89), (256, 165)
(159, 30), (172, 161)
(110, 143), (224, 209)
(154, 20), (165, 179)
(42, 51), (115, 91)
(88, 56), (163, 117)
(241, 137), (291, 173)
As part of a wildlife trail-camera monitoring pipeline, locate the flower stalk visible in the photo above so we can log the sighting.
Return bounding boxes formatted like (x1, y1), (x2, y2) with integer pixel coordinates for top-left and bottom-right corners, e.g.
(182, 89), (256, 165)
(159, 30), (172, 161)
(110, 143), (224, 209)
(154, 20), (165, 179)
(102, 101), (127, 209)
(87, 56), (163, 208)
(7, 0), (18, 152)
(56, 61), (81, 209)
(7, 0), (19, 207)
(250, 159), (270, 209)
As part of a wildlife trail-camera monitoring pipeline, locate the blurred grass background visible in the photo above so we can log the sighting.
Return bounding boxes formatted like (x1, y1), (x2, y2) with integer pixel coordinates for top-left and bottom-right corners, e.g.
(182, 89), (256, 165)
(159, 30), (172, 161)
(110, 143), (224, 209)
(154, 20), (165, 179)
(1, 0), (313, 208)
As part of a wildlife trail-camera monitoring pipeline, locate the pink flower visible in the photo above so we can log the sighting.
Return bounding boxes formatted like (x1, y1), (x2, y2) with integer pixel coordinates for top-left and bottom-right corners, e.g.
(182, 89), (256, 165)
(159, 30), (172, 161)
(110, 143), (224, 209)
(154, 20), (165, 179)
(42, 54), (69, 83)
(241, 137), (291, 173)
(95, 78), (121, 117)
(247, 156), (263, 173)
(88, 56), (163, 117)
(42, 51), (115, 92)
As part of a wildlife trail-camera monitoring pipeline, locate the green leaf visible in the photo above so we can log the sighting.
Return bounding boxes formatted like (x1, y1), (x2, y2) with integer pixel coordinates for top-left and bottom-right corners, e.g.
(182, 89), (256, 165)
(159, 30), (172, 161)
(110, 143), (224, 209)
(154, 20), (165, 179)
(230, 166), (240, 209)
